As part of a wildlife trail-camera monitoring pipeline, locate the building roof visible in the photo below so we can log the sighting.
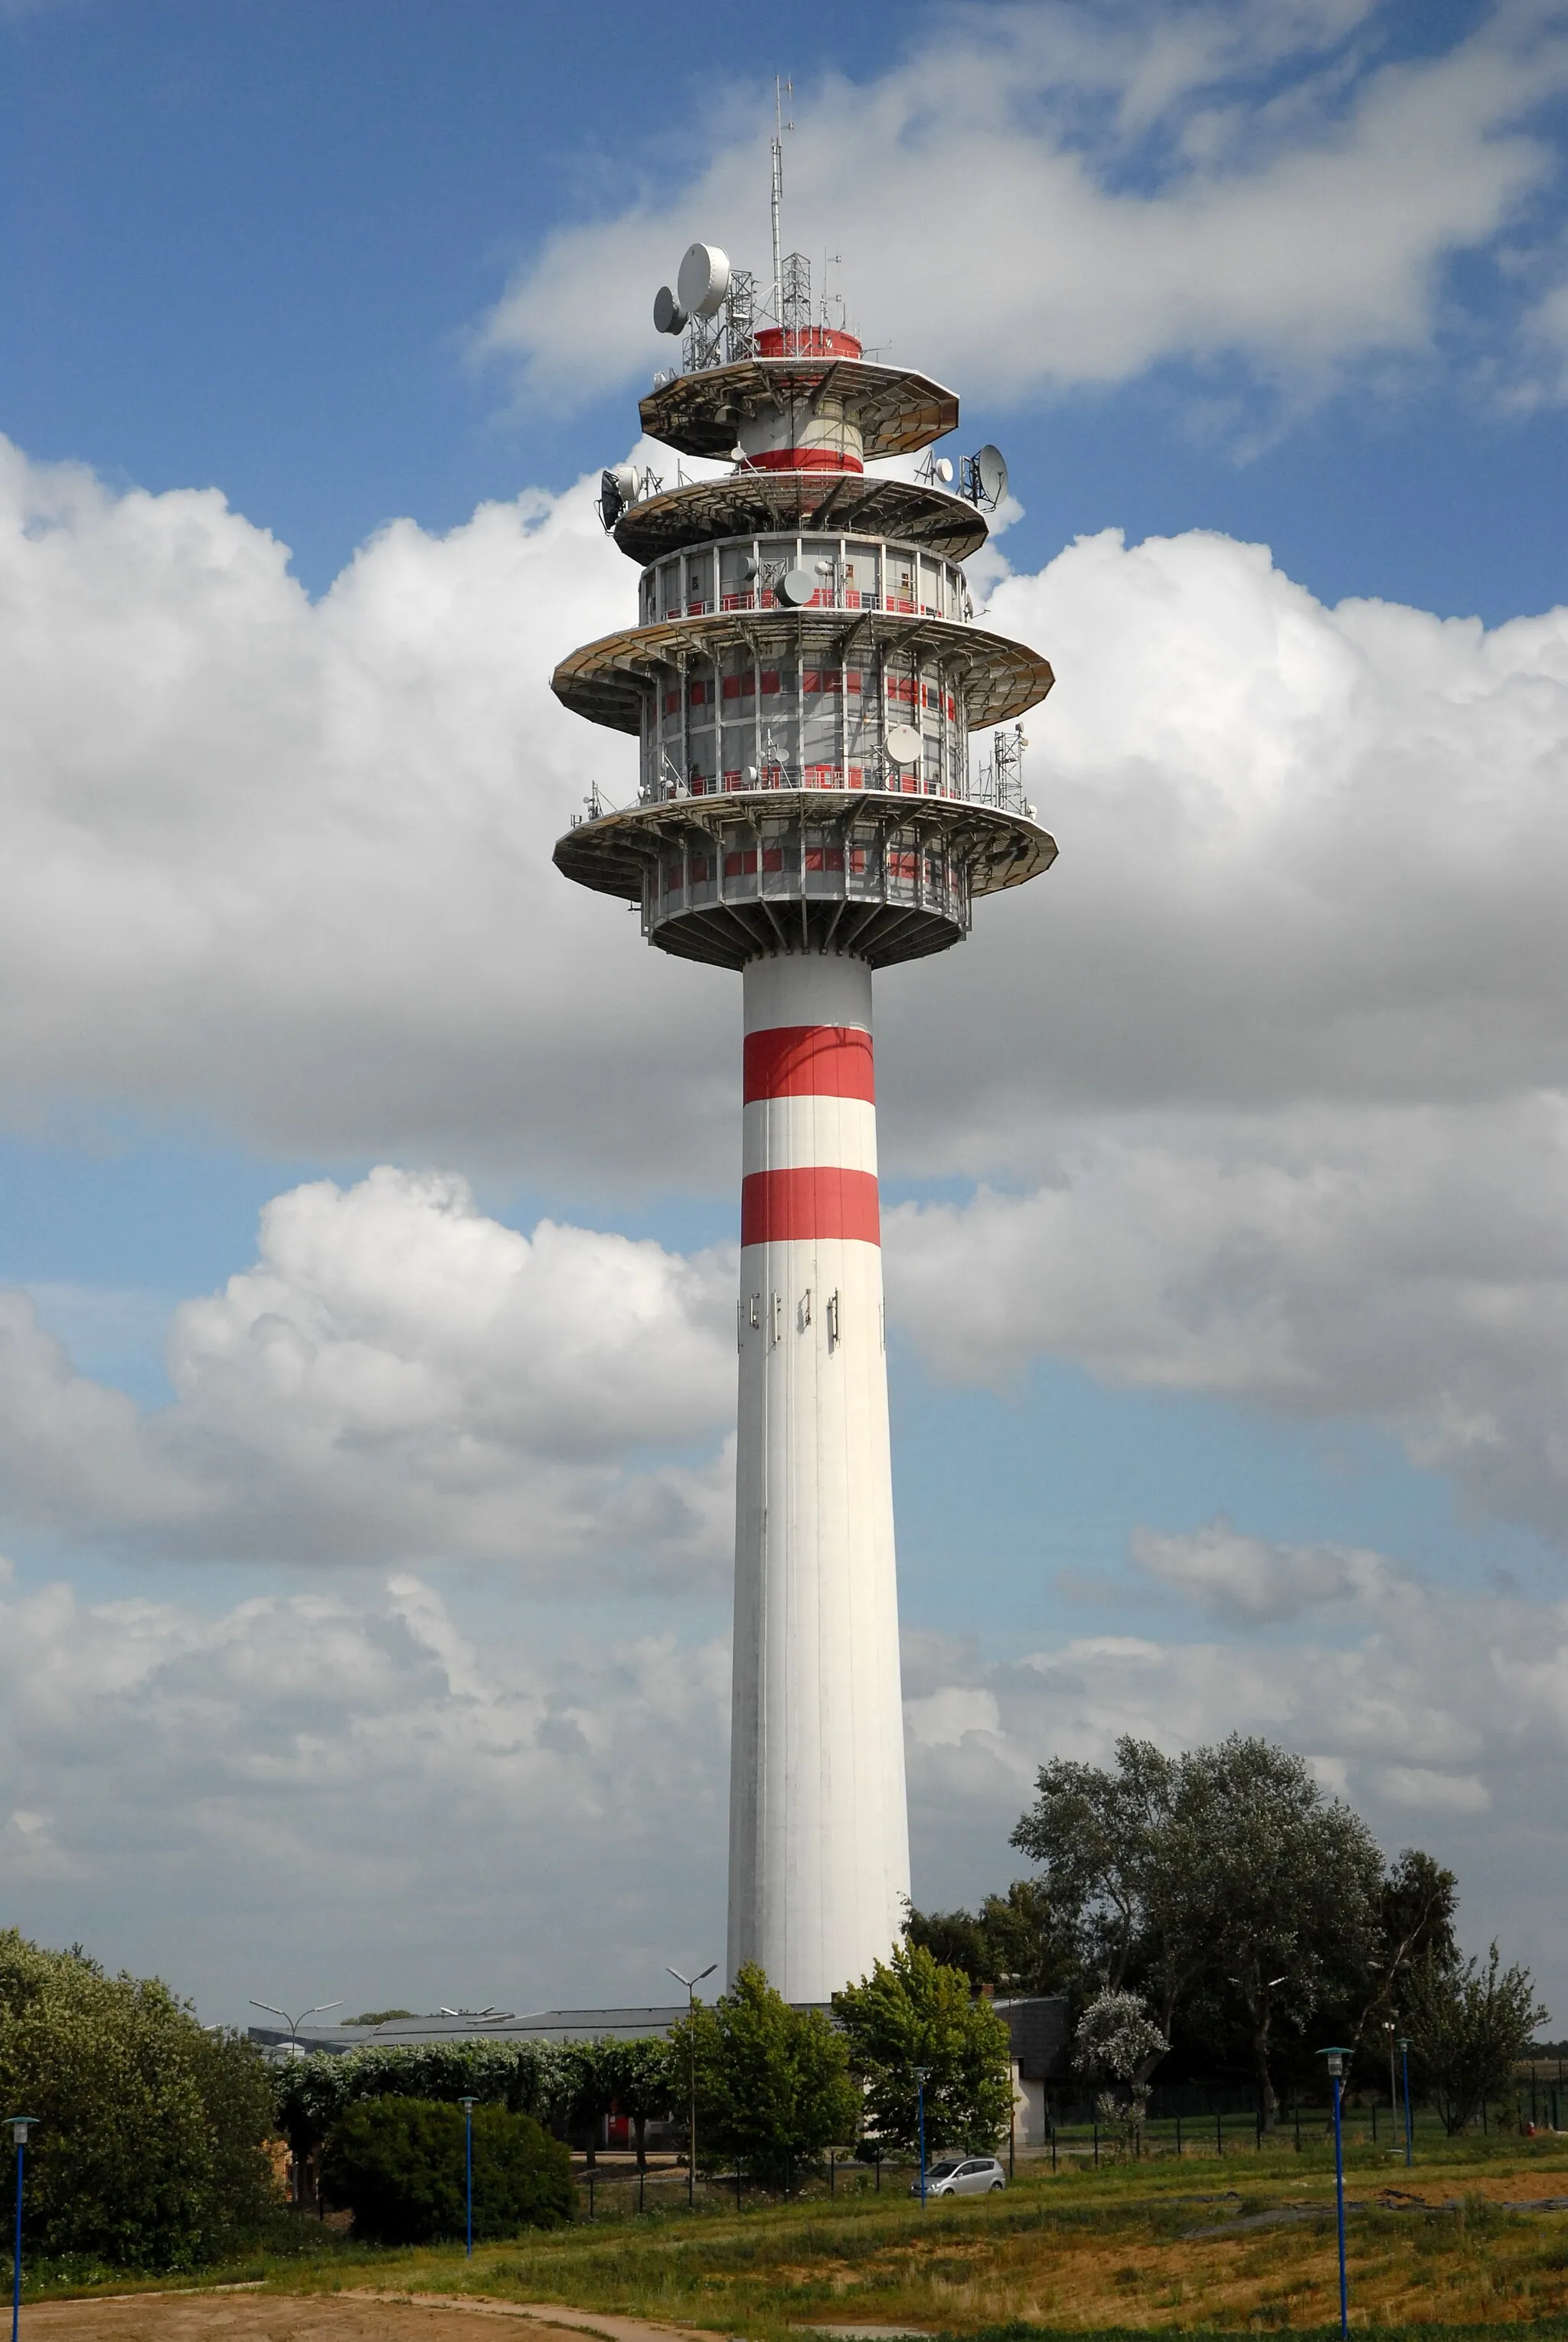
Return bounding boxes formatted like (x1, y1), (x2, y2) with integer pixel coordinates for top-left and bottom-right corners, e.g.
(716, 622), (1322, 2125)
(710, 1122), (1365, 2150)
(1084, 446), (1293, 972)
(248, 2005), (696, 2056)
(250, 1993), (1071, 2070)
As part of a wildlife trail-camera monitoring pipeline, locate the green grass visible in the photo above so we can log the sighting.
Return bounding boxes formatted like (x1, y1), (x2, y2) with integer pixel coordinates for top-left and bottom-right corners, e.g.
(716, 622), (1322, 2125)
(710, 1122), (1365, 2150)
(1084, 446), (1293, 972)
(28, 2132), (1568, 2333)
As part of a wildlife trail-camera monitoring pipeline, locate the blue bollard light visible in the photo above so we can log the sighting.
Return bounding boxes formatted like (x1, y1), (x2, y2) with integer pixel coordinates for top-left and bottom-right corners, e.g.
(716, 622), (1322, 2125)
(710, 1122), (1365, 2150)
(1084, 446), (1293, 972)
(1319, 2050), (1351, 2342)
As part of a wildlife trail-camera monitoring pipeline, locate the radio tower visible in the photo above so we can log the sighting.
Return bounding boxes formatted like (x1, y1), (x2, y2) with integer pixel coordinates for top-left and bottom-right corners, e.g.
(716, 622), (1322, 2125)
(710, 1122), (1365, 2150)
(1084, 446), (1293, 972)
(555, 237), (1056, 2003)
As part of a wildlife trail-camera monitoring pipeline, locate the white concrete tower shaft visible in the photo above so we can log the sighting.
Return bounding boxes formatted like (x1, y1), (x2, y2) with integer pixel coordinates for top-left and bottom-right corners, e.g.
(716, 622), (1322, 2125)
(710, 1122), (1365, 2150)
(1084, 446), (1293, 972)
(728, 951), (909, 2001)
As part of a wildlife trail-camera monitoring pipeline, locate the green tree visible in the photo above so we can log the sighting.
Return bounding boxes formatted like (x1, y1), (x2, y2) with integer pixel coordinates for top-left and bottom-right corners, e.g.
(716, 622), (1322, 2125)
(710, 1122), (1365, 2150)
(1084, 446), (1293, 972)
(0, 1930), (276, 2269)
(1171, 1736), (1383, 2130)
(552, 2039), (619, 2169)
(322, 2097), (573, 2243)
(906, 1880), (1076, 1997)
(1012, 1734), (1384, 2130)
(832, 1942), (1014, 2157)
(599, 2035), (675, 2171)
(672, 1964), (858, 2187)
(1402, 1943), (1547, 2135)
(343, 2009), (415, 2027)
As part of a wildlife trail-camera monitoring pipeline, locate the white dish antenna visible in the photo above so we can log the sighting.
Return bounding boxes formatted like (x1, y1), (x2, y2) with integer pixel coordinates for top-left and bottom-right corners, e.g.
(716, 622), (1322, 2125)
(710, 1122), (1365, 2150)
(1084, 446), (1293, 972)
(653, 285), (688, 337)
(933, 457), (954, 485)
(776, 567), (816, 607)
(885, 723), (923, 767)
(677, 242), (731, 318)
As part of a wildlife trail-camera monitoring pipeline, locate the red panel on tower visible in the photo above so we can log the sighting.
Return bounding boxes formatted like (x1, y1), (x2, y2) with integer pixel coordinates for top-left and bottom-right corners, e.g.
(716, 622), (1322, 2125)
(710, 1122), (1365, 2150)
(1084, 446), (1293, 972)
(744, 1025), (876, 1103)
(740, 1167), (881, 1246)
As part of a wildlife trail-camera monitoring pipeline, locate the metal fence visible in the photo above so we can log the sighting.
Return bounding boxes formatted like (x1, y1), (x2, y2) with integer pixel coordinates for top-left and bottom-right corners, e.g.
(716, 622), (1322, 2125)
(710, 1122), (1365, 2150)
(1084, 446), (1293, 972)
(571, 2151), (910, 2220)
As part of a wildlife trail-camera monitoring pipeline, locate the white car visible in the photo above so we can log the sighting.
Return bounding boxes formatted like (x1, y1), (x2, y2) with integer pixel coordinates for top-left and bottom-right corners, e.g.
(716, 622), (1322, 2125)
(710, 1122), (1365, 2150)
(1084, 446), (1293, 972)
(910, 2155), (1007, 2197)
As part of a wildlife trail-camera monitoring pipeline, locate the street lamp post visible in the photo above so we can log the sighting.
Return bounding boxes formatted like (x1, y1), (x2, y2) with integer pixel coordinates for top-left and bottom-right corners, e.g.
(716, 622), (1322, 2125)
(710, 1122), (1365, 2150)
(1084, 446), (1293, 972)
(8, 2118), (38, 2342)
(459, 2096), (476, 2257)
(667, 1964), (716, 2211)
(1399, 2037), (1413, 2168)
(249, 2000), (342, 2206)
(1319, 2049), (1351, 2342)
(913, 2068), (931, 2209)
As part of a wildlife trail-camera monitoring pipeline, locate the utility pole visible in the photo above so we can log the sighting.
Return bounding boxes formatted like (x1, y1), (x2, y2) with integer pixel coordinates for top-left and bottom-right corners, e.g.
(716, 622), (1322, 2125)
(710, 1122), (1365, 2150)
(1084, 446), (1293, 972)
(668, 1964), (716, 2209)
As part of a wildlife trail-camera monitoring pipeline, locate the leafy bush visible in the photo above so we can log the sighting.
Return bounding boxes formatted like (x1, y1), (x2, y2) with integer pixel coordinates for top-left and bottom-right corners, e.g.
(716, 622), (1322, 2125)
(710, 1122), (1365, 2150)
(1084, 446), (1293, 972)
(322, 2095), (573, 2243)
(0, 1929), (276, 2269)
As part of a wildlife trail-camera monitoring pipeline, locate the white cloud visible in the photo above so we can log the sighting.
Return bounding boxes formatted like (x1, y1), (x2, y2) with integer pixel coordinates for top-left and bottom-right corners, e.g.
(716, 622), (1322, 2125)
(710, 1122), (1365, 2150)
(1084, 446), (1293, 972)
(0, 1168), (736, 1583)
(0, 433), (738, 1181)
(480, 2), (1568, 411)
(905, 1685), (1003, 1748)
(1377, 1764), (1493, 1814)
(0, 1566), (733, 2014)
(1130, 1519), (1384, 1619)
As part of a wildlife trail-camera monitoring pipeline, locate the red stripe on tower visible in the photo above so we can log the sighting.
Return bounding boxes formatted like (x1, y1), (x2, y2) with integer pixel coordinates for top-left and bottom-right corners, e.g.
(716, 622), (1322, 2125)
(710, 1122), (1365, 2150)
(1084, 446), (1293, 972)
(743, 1025), (875, 1103)
(746, 449), (865, 474)
(740, 1167), (881, 1246)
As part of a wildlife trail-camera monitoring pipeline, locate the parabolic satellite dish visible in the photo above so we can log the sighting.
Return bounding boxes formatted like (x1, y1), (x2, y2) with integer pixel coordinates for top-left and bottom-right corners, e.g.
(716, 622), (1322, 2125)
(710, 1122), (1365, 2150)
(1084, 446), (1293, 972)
(593, 463), (628, 529)
(974, 444), (1008, 507)
(934, 457), (954, 485)
(885, 723), (923, 767)
(653, 285), (688, 336)
(677, 242), (731, 318)
(775, 567), (816, 607)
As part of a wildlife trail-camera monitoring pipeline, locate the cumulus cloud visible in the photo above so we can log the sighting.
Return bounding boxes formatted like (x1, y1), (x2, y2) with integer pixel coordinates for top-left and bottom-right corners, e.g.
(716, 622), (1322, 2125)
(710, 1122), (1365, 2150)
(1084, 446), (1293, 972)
(0, 432), (739, 1180)
(481, 2), (1568, 411)
(0, 1168), (736, 1582)
(0, 1565), (733, 2014)
(1129, 1519), (1384, 1620)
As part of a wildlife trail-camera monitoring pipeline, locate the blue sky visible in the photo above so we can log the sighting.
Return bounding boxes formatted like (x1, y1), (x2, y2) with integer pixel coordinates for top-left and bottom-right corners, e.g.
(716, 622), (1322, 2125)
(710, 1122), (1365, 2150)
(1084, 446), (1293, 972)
(5, 0), (1568, 2030)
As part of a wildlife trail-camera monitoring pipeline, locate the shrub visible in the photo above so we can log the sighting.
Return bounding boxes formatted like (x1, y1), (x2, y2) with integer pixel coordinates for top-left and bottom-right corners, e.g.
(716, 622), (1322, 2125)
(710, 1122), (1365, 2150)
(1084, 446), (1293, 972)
(270, 2038), (556, 2174)
(322, 2095), (573, 2243)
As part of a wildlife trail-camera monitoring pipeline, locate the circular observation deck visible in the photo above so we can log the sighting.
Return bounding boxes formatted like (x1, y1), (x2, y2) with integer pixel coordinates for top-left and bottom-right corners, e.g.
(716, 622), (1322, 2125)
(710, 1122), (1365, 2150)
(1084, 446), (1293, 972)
(554, 786), (1057, 971)
(552, 609), (1052, 738)
(613, 472), (988, 565)
(640, 354), (959, 463)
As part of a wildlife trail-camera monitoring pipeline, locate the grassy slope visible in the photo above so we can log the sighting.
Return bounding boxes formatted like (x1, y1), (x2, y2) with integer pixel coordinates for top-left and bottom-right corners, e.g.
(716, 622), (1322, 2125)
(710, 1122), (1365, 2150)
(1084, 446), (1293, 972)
(42, 2135), (1568, 2334)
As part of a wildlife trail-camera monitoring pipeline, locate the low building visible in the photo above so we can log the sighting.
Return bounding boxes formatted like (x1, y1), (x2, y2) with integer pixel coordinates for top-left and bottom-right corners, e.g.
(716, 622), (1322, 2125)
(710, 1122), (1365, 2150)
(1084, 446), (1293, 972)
(995, 1996), (1071, 2147)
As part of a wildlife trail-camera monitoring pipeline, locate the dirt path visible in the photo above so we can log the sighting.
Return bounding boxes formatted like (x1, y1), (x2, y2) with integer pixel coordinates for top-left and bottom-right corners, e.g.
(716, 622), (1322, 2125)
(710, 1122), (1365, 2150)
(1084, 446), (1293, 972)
(24, 2295), (715, 2342)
